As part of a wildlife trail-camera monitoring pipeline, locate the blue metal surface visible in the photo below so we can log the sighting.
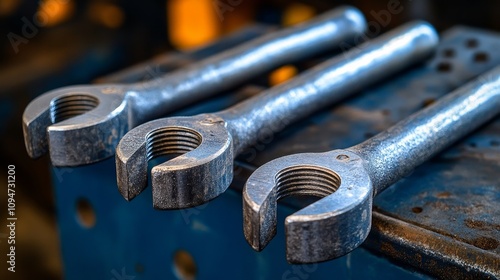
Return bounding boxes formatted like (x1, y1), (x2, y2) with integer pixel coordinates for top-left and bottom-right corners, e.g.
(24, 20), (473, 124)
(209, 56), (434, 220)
(53, 158), (429, 279)
(52, 26), (500, 279)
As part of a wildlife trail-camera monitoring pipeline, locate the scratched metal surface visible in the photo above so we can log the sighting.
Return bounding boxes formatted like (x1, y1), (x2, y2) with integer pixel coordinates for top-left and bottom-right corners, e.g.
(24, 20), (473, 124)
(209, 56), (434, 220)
(233, 26), (500, 278)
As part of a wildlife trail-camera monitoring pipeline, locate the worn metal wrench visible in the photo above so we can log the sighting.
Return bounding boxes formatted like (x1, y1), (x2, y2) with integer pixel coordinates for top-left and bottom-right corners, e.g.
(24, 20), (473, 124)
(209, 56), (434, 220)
(116, 22), (438, 209)
(243, 66), (500, 264)
(22, 6), (367, 166)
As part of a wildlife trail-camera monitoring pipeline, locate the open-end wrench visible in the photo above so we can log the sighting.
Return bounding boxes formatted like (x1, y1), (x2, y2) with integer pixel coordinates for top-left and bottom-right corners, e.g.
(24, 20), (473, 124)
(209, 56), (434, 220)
(22, 6), (366, 167)
(243, 66), (500, 264)
(116, 22), (439, 209)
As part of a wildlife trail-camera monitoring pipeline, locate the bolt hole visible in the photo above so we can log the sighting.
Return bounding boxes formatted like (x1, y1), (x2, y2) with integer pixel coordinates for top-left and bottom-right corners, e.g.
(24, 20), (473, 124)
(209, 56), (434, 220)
(436, 62), (452, 72)
(465, 38), (479, 49)
(469, 142), (477, 148)
(146, 127), (202, 161)
(75, 198), (96, 228)
(411, 207), (423, 214)
(275, 165), (341, 200)
(173, 250), (197, 280)
(490, 140), (499, 147)
(473, 52), (489, 63)
(336, 154), (349, 161)
(442, 48), (455, 58)
(50, 94), (99, 123)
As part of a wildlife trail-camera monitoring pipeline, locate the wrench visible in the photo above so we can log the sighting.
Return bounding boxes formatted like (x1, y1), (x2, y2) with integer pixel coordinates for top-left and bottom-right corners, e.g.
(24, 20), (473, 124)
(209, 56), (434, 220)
(242, 66), (500, 264)
(116, 22), (438, 209)
(22, 6), (366, 166)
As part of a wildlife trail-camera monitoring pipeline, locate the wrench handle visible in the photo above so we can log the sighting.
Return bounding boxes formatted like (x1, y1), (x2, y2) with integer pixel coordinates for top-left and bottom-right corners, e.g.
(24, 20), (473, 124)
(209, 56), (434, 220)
(349, 66), (500, 195)
(219, 21), (438, 154)
(96, 25), (272, 84)
(126, 7), (367, 125)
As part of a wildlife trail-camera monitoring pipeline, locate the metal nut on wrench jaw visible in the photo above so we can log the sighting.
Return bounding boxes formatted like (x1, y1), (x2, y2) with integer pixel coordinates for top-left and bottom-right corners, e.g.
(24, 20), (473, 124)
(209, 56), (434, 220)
(23, 6), (367, 167)
(116, 22), (439, 209)
(243, 66), (500, 264)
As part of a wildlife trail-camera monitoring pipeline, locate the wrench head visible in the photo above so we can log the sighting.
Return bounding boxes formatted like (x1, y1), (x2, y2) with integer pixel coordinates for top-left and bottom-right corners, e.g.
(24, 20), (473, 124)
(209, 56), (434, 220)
(243, 150), (373, 264)
(116, 114), (233, 209)
(22, 85), (129, 166)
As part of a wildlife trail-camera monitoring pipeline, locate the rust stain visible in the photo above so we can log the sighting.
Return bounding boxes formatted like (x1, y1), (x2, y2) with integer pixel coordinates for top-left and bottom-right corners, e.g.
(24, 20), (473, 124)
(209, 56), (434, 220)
(371, 213), (500, 279)
(411, 206), (423, 214)
(465, 219), (487, 229)
(429, 200), (451, 211)
(422, 97), (436, 107)
(436, 191), (451, 198)
(470, 236), (499, 250)
(464, 219), (500, 231)
(380, 241), (398, 257)
(426, 201), (487, 214)
(415, 253), (422, 264)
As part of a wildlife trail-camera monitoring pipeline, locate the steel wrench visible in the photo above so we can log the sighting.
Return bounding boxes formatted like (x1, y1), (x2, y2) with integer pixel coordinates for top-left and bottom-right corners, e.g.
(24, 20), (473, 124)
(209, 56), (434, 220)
(243, 66), (500, 264)
(116, 22), (438, 209)
(23, 6), (366, 166)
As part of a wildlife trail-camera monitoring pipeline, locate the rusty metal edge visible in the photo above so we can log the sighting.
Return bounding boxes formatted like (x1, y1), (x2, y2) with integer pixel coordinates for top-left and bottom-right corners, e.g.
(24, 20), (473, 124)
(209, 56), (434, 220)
(364, 211), (500, 279)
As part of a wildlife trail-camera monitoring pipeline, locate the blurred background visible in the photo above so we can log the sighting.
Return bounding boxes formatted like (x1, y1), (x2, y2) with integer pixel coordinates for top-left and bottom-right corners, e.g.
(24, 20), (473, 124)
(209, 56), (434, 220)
(0, 0), (499, 279)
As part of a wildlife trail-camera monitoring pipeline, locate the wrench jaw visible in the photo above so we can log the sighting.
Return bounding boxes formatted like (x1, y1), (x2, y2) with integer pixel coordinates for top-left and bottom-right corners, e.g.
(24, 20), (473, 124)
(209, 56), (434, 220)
(23, 85), (129, 166)
(116, 138), (148, 201)
(243, 150), (373, 264)
(116, 114), (234, 209)
(243, 171), (279, 252)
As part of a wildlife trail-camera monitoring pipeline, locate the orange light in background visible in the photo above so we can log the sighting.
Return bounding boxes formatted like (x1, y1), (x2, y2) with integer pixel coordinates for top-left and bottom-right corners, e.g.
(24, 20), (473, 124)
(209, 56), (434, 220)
(37, 0), (75, 27)
(0, 0), (20, 17)
(269, 65), (298, 86)
(88, 2), (125, 29)
(282, 3), (316, 26)
(167, 0), (220, 50)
